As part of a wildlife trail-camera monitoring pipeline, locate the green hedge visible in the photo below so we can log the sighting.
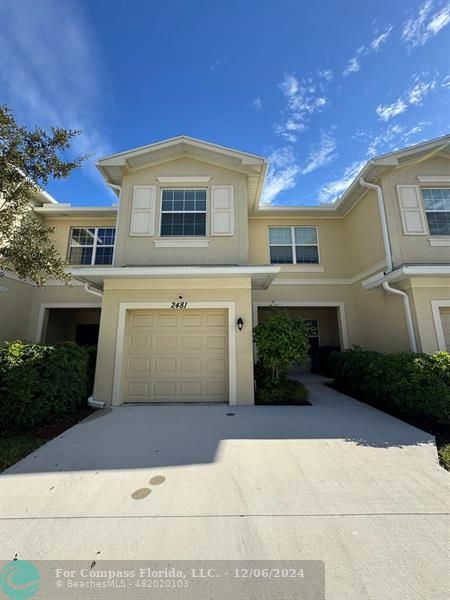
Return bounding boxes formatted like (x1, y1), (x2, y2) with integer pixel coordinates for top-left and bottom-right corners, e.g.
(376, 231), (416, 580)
(0, 341), (92, 433)
(329, 349), (450, 429)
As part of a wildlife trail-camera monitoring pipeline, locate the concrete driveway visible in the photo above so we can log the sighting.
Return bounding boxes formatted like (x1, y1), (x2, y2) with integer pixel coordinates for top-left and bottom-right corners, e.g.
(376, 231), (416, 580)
(1, 380), (449, 599)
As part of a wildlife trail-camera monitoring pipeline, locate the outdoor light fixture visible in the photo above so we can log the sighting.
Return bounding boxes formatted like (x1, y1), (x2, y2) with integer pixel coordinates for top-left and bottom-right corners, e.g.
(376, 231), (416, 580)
(237, 317), (244, 331)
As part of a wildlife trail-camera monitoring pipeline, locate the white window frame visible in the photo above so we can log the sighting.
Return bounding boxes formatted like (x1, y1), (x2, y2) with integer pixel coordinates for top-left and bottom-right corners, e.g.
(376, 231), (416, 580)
(68, 226), (116, 266)
(268, 226), (320, 265)
(159, 188), (208, 237)
(421, 187), (450, 237)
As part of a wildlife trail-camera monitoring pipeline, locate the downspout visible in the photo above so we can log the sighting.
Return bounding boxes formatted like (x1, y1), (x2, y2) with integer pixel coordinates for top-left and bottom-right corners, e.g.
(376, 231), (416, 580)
(382, 282), (418, 352)
(360, 177), (418, 352)
(83, 284), (105, 408)
(84, 283), (103, 298)
(359, 177), (393, 273)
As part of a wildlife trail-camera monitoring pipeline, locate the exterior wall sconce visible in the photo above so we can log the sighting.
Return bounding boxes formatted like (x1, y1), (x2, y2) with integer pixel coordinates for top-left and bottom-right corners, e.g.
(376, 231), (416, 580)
(237, 317), (244, 331)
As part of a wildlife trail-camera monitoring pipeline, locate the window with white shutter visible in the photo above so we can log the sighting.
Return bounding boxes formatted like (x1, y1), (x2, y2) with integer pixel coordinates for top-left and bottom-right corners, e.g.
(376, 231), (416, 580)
(397, 185), (427, 235)
(130, 185), (156, 236)
(211, 185), (234, 236)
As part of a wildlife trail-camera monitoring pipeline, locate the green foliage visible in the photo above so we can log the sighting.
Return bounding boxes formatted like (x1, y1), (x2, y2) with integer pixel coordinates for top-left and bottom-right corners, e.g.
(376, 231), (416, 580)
(329, 348), (450, 427)
(0, 341), (91, 433)
(0, 105), (85, 286)
(257, 378), (310, 405)
(253, 309), (313, 381)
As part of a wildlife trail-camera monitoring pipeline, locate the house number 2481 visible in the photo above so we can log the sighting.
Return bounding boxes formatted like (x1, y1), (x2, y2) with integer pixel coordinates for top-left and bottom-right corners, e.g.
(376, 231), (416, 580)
(170, 301), (188, 309)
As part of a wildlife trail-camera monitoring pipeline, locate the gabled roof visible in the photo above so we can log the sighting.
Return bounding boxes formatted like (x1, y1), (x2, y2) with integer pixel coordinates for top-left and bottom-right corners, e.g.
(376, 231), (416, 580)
(254, 133), (450, 217)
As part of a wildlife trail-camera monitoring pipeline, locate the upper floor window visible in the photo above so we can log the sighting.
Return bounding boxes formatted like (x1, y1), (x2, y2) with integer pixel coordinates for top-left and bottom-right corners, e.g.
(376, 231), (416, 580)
(160, 189), (206, 236)
(422, 188), (450, 235)
(269, 226), (319, 264)
(68, 227), (116, 265)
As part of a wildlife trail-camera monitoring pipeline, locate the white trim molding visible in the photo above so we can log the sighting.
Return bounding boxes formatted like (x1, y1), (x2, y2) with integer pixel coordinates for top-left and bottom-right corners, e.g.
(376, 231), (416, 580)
(417, 175), (450, 184)
(429, 238), (450, 247)
(35, 302), (102, 343)
(431, 300), (450, 351)
(252, 301), (349, 350)
(363, 265), (450, 290)
(112, 301), (237, 406)
(273, 260), (387, 286)
(156, 176), (211, 183)
(153, 238), (209, 248)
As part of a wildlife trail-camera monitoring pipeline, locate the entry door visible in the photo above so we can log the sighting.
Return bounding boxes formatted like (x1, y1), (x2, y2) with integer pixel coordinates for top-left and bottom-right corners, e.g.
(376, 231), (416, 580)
(123, 309), (228, 402)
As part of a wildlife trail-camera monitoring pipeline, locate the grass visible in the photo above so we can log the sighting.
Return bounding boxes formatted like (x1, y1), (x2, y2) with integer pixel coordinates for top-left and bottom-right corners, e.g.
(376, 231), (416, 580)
(437, 439), (450, 471)
(0, 405), (94, 472)
(0, 436), (46, 471)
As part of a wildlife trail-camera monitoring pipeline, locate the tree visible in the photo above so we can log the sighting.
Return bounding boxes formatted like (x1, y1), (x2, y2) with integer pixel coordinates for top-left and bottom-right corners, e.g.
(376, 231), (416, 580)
(0, 105), (85, 286)
(253, 309), (314, 382)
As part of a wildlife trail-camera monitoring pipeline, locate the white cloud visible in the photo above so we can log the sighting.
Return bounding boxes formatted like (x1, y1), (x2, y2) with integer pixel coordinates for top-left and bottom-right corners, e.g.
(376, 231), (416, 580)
(209, 57), (229, 71)
(343, 25), (392, 77)
(407, 79), (436, 104)
(370, 25), (394, 50)
(343, 56), (361, 77)
(0, 0), (111, 186)
(442, 75), (450, 88)
(251, 97), (263, 111)
(364, 121), (431, 157)
(402, 0), (450, 48)
(319, 69), (334, 82)
(301, 132), (338, 175)
(375, 74), (437, 121)
(275, 73), (329, 142)
(261, 147), (302, 204)
(318, 160), (366, 203)
(376, 98), (408, 121)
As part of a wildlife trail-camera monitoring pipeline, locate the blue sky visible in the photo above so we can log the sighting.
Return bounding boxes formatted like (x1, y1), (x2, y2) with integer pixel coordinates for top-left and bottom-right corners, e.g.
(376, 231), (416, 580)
(0, 0), (449, 207)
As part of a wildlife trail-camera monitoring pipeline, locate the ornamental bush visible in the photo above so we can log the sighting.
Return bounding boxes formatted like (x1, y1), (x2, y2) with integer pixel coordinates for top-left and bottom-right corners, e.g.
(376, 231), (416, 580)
(0, 341), (91, 433)
(329, 348), (450, 429)
(253, 309), (313, 382)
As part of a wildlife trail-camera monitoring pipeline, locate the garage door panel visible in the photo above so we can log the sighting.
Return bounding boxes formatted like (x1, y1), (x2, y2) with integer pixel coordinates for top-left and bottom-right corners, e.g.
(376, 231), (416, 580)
(127, 358), (150, 375)
(206, 335), (227, 350)
(131, 314), (154, 327)
(124, 309), (228, 403)
(154, 357), (177, 374)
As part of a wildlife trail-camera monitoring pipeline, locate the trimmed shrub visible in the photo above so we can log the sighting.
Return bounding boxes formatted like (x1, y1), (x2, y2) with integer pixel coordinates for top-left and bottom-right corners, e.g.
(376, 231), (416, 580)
(256, 378), (310, 406)
(0, 341), (90, 433)
(329, 348), (450, 429)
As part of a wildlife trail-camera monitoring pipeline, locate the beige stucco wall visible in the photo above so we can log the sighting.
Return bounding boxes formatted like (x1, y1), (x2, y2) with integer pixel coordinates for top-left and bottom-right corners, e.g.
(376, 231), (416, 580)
(258, 306), (340, 346)
(0, 277), (34, 342)
(114, 158), (249, 267)
(400, 277), (450, 353)
(42, 216), (117, 262)
(94, 277), (254, 405)
(342, 189), (386, 274)
(381, 157), (450, 267)
(248, 217), (351, 276)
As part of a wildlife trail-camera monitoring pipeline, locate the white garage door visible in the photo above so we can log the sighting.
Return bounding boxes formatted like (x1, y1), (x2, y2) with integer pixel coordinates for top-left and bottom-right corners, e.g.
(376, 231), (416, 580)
(124, 309), (228, 402)
(440, 308), (450, 352)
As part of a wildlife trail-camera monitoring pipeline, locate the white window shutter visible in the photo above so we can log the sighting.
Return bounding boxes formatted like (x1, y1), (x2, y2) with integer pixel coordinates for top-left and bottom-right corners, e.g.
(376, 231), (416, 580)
(130, 186), (156, 236)
(211, 185), (234, 236)
(397, 185), (427, 235)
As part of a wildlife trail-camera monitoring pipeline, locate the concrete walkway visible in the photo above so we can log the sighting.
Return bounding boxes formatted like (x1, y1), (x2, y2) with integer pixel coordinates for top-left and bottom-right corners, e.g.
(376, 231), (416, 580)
(1, 383), (449, 599)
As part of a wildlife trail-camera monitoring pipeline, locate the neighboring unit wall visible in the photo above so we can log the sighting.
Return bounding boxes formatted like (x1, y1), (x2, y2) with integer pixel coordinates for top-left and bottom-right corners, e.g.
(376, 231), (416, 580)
(42, 216), (117, 262)
(249, 217), (349, 276)
(114, 158), (249, 267)
(350, 283), (410, 352)
(342, 189), (386, 274)
(382, 157), (450, 266)
(0, 276), (34, 342)
(401, 277), (450, 353)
